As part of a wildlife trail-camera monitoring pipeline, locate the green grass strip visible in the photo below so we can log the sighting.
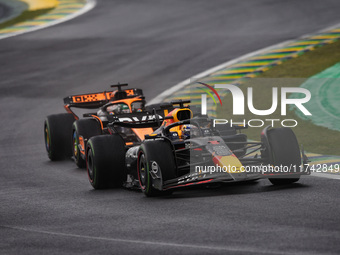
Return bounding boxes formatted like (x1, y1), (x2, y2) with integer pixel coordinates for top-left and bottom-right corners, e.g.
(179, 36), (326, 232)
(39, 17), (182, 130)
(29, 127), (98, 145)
(257, 40), (340, 78)
(217, 39), (340, 156)
(0, 8), (53, 30)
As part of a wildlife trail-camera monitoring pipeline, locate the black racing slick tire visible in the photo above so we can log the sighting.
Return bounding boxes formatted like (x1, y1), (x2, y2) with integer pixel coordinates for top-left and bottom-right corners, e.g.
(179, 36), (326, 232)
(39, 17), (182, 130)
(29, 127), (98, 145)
(266, 128), (301, 185)
(137, 139), (176, 197)
(72, 119), (102, 168)
(44, 113), (75, 161)
(86, 135), (126, 189)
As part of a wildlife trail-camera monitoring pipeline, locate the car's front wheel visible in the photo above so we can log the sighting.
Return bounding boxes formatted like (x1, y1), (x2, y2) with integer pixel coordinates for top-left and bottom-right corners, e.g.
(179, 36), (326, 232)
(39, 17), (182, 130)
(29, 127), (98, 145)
(72, 118), (102, 168)
(137, 139), (176, 196)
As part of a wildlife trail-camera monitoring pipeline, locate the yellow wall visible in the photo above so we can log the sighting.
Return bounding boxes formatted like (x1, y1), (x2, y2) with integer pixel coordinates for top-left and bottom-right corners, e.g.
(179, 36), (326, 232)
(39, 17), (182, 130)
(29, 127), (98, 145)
(22, 0), (58, 11)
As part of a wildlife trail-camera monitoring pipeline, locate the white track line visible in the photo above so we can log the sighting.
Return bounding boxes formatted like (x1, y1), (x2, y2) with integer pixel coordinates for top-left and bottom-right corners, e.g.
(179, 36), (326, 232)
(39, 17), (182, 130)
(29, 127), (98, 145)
(0, 0), (97, 40)
(148, 21), (340, 105)
(0, 225), (311, 254)
(147, 40), (294, 105)
(311, 172), (340, 180)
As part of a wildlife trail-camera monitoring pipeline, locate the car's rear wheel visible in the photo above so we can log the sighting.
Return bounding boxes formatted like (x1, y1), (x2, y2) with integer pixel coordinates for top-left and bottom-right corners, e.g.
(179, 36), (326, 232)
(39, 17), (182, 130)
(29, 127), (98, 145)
(265, 127), (301, 185)
(44, 113), (75, 160)
(137, 139), (176, 197)
(86, 135), (126, 189)
(72, 119), (102, 168)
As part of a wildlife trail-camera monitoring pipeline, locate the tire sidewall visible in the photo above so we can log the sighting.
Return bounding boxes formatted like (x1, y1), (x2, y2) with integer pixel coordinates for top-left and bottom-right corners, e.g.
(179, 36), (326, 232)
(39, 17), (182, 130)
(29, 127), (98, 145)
(86, 134), (126, 189)
(73, 118), (102, 168)
(137, 139), (176, 196)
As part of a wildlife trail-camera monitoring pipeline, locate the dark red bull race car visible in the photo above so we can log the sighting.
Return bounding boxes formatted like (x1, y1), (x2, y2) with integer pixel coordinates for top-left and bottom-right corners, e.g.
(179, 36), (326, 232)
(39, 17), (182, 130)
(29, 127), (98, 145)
(85, 100), (310, 196)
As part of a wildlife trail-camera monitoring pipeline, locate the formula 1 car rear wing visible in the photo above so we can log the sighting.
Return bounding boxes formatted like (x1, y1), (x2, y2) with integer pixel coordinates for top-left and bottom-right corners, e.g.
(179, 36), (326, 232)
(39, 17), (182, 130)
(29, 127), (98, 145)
(63, 83), (144, 119)
(105, 100), (193, 130)
(81, 106), (171, 131)
(63, 88), (143, 109)
(106, 110), (166, 128)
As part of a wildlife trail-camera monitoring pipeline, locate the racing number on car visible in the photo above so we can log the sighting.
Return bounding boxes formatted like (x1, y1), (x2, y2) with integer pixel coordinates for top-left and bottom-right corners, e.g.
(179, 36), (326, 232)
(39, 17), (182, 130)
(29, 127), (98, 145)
(125, 89), (134, 96)
(73, 94), (98, 103)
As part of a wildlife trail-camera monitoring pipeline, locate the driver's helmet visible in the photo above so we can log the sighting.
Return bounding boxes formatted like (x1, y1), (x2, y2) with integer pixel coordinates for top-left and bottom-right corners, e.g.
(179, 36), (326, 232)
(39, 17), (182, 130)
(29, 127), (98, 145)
(107, 103), (130, 115)
(120, 104), (130, 113)
(181, 124), (198, 139)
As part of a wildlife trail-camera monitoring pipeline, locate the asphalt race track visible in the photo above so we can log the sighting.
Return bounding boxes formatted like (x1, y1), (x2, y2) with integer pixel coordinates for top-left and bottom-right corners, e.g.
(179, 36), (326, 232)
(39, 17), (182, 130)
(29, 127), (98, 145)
(1, 0), (340, 254)
(0, 3), (10, 22)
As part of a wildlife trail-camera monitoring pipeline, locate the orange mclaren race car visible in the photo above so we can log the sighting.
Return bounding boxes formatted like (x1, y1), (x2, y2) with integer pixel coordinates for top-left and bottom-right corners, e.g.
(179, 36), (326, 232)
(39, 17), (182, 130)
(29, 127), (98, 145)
(44, 83), (155, 167)
(85, 100), (310, 196)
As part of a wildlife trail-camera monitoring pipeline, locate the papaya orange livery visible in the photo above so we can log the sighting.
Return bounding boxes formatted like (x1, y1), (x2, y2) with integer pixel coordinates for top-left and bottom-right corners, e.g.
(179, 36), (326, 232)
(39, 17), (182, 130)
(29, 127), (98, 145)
(72, 92), (112, 103)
